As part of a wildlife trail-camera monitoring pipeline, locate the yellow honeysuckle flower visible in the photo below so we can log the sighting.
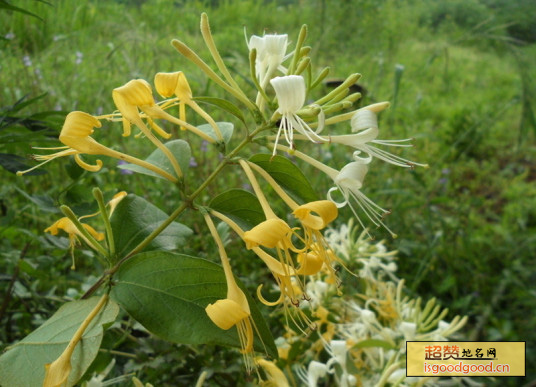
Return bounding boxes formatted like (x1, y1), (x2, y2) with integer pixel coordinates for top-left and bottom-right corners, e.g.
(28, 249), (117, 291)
(295, 250), (324, 276)
(113, 79), (215, 143)
(45, 217), (104, 247)
(210, 210), (315, 333)
(107, 191), (127, 217)
(256, 358), (290, 387)
(293, 200), (338, 231)
(43, 295), (109, 387)
(154, 71), (223, 140)
(17, 112), (178, 182)
(203, 213), (256, 370)
(45, 216), (104, 269)
(43, 347), (72, 387)
(243, 218), (292, 249)
(245, 160), (341, 278)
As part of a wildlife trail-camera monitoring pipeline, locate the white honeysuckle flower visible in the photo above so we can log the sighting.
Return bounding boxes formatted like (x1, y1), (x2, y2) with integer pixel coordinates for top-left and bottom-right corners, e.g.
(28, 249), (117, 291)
(327, 153), (396, 236)
(329, 108), (428, 168)
(358, 255), (399, 282)
(248, 33), (288, 85)
(399, 321), (417, 342)
(303, 280), (330, 309)
(270, 75), (327, 155)
(297, 361), (329, 387)
(387, 368), (407, 384)
(282, 146), (395, 236)
(325, 340), (355, 387)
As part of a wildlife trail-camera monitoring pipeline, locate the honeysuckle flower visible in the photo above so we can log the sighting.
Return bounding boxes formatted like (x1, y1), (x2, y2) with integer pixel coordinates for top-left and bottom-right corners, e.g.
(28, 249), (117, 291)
(203, 213), (256, 370)
(278, 144), (395, 236)
(107, 191), (128, 217)
(296, 360), (329, 387)
(256, 358), (289, 387)
(17, 112), (178, 182)
(328, 108), (428, 168)
(210, 210), (316, 333)
(44, 294), (109, 387)
(325, 340), (356, 387)
(154, 71), (223, 141)
(43, 350), (72, 387)
(245, 161), (341, 278)
(248, 34), (288, 86)
(45, 217), (104, 251)
(112, 79), (215, 143)
(270, 75), (327, 156)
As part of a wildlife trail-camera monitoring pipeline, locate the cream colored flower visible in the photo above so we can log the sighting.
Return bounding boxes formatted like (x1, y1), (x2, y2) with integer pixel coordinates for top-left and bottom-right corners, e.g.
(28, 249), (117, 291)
(270, 75), (326, 155)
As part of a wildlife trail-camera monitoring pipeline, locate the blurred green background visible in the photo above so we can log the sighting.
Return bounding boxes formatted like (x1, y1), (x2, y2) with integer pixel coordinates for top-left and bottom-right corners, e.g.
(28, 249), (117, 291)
(1, 0), (535, 385)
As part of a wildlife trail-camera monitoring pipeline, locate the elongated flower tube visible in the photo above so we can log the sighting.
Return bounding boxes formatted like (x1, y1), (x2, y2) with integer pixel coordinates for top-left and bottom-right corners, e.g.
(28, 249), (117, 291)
(203, 213), (256, 370)
(43, 294), (109, 387)
(18, 112), (178, 182)
(270, 75), (327, 156)
(154, 71), (223, 141)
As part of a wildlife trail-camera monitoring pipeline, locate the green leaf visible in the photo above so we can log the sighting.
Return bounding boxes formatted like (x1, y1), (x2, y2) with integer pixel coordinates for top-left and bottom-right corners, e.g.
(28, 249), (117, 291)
(0, 153), (46, 175)
(194, 96), (246, 124)
(0, 297), (119, 387)
(110, 251), (277, 358)
(197, 122), (234, 144)
(118, 139), (190, 180)
(209, 189), (265, 230)
(15, 186), (59, 213)
(110, 194), (192, 259)
(249, 154), (318, 203)
(0, 1), (43, 20)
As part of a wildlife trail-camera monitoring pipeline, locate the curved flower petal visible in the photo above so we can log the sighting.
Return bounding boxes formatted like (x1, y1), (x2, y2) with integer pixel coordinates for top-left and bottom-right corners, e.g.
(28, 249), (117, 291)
(271, 75), (305, 114)
(59, 111), (104, 155)
(205, 298), (249, 330)
(154, 71), (192, 100)
(293, 200), (338, 230)
(296, 251), (324, 275)
(243, 218), (292, 249)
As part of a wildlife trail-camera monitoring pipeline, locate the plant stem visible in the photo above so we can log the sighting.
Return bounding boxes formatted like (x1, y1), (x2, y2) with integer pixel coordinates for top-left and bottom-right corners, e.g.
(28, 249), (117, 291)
(82, 123), (273, 299)
(93, 188), (115, 258)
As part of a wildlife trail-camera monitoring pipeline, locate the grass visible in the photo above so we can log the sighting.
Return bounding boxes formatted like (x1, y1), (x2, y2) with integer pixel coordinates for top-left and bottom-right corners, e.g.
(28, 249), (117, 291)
(1, 0), (535, 385)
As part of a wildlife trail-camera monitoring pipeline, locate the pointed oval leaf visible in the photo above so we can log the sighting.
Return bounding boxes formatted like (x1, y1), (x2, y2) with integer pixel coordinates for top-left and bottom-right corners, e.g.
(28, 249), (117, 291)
(197, 122), (234, 144)
(110, 194), (193, 259)
(110, 251), (277, 358)
(209, 189), (265, 230)
(0, 297), (119, 387)
(118, 139), (190, 180)
(194, 96), (246, 124)
(0, 153), (46, 175)
(249, 153), (318, 203)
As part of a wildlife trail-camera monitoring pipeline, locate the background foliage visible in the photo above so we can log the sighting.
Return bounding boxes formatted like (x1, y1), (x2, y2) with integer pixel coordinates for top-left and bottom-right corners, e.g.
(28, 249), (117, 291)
(1, 0), (535, 385)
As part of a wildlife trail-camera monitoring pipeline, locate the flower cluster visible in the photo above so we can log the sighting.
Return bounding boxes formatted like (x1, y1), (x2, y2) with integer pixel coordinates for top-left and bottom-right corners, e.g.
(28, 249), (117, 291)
(255, 220), (471, 386)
